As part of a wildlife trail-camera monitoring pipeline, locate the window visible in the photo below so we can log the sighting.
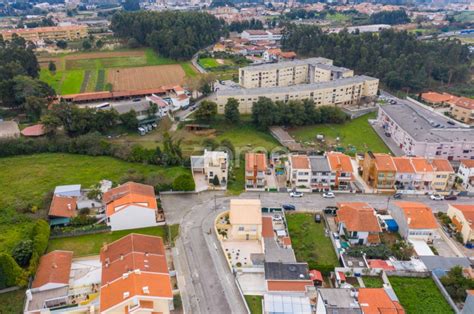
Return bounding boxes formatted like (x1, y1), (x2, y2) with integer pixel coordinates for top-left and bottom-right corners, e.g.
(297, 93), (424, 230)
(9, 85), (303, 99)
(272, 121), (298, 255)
(238, 226), (244, 231)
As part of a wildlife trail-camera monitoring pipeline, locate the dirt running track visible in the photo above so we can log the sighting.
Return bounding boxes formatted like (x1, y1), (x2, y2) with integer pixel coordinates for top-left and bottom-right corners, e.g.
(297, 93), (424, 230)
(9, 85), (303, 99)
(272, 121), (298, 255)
(107, 65), (186, 91)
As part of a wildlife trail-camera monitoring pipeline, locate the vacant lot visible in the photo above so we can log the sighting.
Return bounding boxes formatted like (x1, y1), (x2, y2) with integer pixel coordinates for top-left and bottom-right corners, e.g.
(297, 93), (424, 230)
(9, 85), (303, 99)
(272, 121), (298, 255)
(390, 276), (453, 314)
(286, 213), (339, 273)
(107, 64), (186, 91)
(48, 225), (179, 256)
(289, 112), (390, 154)
(38, 48), (197, 94)
(362, 276), (384, 288)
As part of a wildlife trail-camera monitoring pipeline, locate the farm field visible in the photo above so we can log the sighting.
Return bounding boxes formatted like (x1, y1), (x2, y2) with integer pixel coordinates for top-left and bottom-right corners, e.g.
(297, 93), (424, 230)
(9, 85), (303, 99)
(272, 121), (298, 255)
(48, 225), (179, 257)
(38, 48), (198, 94)
(389, 276), (453, 314)
(289, 112), (391, 155)
(286, 213), (339, 273)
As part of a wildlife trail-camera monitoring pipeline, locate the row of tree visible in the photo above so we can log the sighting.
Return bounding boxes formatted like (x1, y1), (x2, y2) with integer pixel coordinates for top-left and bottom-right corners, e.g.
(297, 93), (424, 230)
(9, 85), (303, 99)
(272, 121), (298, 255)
(281, 26), (471, 91)
(110, 11), (225, 60)
(369, 10), (410, 25)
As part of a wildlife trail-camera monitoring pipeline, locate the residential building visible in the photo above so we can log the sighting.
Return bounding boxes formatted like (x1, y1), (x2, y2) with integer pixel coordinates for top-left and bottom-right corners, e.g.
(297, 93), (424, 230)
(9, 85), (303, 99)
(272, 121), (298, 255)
(458, 160), (474, 193)
(376, 102), (474, 161)
(263, 294), (312, 314)
(391, 202), (438, 242)
(241, 29), (282, 42)
(48, 195), (77, 225)
(316, 288), (362, 314)
(264, 262), (313, 293)
(103, 182), (161, 231)
(362, 152), (397, 190)
(100, 234), (173, 313)
(336, 202), (382, 245)
(0, 120), (20, 139)
(449, 97), (474, 125)
(420, 92), (457, 105)
(215, 75), (379, 114)
(245, 152), (268, 191)
(1, 25), (88, 43)
(327, 152), (354, 190)
(410, 157), (434, 192)
(287, 155), (311, 189)
(191, 150), (228, 188)
(358, 288), (405, 314)
(392, 157), (416, 191)
(263, 48), (297, 62)
(447, 204), (474, 244)
(431, 158), (455, 192)
(229, 199), (262, 241)
(309, 155), (334, 192)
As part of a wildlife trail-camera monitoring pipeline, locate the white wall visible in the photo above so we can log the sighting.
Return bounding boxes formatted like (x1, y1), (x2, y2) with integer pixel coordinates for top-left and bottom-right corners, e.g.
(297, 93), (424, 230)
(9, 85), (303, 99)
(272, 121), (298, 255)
(108, 205), (158, 231)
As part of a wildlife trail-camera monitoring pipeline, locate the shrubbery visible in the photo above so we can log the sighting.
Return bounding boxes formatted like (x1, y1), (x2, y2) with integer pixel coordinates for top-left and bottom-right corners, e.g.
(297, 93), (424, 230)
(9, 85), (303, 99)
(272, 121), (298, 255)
(0, 254), (27, 288)
(172, 174), (195, 191)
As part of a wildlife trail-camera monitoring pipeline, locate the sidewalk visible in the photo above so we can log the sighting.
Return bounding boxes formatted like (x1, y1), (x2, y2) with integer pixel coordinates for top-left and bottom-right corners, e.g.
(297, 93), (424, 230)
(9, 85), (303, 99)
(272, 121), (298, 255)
(370, 123), (404, 156)
(350, 159), (374, 193)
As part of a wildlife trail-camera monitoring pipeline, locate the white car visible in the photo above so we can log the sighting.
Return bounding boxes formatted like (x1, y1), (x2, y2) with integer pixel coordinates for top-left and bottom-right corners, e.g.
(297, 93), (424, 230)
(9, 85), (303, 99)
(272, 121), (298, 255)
(290, 191), (303, 198)
(272, 214), (283, 222)
(430, 194), (444, 201)
(322, 191), (335, 198)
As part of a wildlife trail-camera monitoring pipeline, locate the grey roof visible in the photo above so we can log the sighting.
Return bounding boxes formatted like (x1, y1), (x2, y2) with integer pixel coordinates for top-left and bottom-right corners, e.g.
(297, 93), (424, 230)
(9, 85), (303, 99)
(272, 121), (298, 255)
(264, 293), (312, 314)
(190, 156), (204, 169)
(419, 256), (471, 271)
(314, 63), (351, 73)
(240, 57), (333, 72)
(112, 100), (153, 114)
(0, 120), (20, 137)
(264, 237), (297, 264)
(54, 185), (81, 196)
(216, 75), (378, 97)
(264, 262), (310, 280)
(309, 156), (331, 172)
(380, 101), (474, 143)
(318, 288), (362, 313)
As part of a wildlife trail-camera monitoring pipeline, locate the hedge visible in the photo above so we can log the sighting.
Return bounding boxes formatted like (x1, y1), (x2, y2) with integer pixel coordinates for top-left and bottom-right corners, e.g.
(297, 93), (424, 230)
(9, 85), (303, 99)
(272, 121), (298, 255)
(28, 220), (50, 275)
(0, 254), (27, 288)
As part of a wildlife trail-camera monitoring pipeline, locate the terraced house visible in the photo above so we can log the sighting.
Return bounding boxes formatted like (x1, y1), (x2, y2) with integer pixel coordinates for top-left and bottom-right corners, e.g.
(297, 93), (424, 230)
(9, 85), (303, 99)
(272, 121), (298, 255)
(362, 152), (397, 190)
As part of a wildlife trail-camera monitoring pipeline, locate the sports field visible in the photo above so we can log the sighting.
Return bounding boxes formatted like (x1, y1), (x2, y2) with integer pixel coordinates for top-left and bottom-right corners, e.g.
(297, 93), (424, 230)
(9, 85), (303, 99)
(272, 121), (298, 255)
(38, 48), (198, 94)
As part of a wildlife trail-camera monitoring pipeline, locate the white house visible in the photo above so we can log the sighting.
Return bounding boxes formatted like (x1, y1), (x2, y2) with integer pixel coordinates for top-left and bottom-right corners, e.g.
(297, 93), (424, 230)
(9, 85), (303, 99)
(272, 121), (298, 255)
(287, 155), (311, 189)
(146, 94), (172, 118)
(103, 182), (160, 231)
(458, 160), (474, 193)
(191, 150), (228, 190)
(391, 201), (439, 242)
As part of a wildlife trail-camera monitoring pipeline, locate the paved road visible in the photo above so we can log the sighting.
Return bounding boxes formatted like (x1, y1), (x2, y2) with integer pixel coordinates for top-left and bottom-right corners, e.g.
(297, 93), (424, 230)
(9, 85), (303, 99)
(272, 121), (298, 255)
(163, 191), (473, 313)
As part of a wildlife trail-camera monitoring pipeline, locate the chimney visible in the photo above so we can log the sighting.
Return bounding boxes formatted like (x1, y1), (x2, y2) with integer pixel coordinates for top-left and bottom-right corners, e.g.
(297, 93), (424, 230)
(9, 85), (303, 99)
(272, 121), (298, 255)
(407, 217), (411, 225)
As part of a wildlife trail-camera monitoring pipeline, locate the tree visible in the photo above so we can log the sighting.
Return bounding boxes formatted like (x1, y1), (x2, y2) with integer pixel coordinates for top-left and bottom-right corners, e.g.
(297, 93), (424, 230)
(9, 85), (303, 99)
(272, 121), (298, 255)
(24, 96), (47, 121)
(123, 0), (140, 11)
(41, 113), (62, 136)
(0, 254), (26, 288)
(11, 240), (33, 268)
(195, 100), (217, 123)
(48, 61), (56, 73)
(441, 266), (474, 302)
(82, 39), (92, 50)
(251, 97), (276, 130)
(119, 110), (138, 130)
(224, 98), (240, 124)
(95, 39), (104, 49)
(172, 174), (195, 191)
(127, 38), (139, 49)
(56, 40), (68, 49)
(212, 174), (220, 186)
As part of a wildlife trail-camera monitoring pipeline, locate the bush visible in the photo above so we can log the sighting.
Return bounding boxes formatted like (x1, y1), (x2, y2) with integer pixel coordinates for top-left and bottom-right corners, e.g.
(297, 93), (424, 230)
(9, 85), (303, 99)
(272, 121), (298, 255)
(172, 174), (195, 191)
(70, 215), (97, 226)
(0, 254), (27, 288)
(28, 220), (50, 274)
(11, 240), (33, 268)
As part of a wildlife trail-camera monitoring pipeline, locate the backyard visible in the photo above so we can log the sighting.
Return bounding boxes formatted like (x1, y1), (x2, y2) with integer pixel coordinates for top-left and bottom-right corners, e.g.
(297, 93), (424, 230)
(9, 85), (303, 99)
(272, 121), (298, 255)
(38, 48), (198, 94)
(244, 295), (263, 314)
(47, 225), (179, 257)
(362, 276), (384, 288)
(389, 276), (453, 314)
(286, 213), (339, 273)
(0, 288), (26, 314)
(289, 112), (390, 154)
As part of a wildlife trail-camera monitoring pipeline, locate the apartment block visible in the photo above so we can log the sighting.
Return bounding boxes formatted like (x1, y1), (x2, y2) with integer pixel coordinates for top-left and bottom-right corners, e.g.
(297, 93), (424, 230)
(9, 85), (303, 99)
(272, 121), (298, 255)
(245, 152), (268, 191)
(458, 160), (474, 193)
(1, 25), (88, 43)
(327, 152), (355, 190)
(215, 75), (379, 114)
(376, 102), (474, 161)
(450, 97), (474, 125)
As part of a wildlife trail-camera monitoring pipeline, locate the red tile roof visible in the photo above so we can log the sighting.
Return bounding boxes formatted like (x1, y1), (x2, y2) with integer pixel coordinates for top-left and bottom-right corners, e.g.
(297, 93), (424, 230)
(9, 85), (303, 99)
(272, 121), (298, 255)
(32, 251), (73, 289)
(291, 155), (310, 169)
(327, 152), (353, 173)
(267, 280), (313, 292)
(431, 159), (454, 172)
(449, 204), (474, 225)
(309, 270), (323, 282)
(392, 157), (415, 173)
(421, 92), (454, 104)
(336, 202), (381, 233)
(367, 259), (395, 271)
(21, 124), (46, 137)
(48, 195), (77, 218)
(461, 160), (474, 169)
(394, 202), (438, 229)
(262, 217), (274, 238)
(0, 25), (86, 35)
(449, 96), (474, 110)
(373, 154), (396, 172)
(245, 153), (267, 172)
(358, 288), (405, 314)
(103, 182), (157, 217)
(411, 157), (434, 173)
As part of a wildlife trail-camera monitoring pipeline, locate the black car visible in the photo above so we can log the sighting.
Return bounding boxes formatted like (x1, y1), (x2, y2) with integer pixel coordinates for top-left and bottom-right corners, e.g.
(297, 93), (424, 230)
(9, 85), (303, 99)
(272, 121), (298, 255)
(314, 214), (322, 223)
(444, 194), (457, 201)
(323, 206), (338, 215)
(393, 193), (403, 199)
(282, 204), (296, 211)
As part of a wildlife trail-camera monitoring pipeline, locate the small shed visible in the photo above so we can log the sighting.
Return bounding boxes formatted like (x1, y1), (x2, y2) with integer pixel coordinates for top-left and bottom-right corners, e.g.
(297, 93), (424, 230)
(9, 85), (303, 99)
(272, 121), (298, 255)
(21, 124), (46, 137)
(54, 184), (82, 197)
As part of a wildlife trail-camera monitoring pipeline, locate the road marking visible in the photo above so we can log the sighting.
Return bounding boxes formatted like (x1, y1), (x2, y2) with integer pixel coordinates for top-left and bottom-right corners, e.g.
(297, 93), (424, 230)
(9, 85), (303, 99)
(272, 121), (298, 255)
(213, 242), (218, 250)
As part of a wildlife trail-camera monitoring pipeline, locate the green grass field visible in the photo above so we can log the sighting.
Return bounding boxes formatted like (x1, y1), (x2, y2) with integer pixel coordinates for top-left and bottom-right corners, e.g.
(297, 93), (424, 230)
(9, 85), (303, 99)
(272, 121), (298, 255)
(289, 112), (390, 154)
(362, 276), (384, 288)
(245, 295), (263, 314)
(286, 213), (339, 272)
(0, 288), (26, 314)
(48, 225), (179, 257)
(199, 57), (220, 68)
(390, 277), (453, 314)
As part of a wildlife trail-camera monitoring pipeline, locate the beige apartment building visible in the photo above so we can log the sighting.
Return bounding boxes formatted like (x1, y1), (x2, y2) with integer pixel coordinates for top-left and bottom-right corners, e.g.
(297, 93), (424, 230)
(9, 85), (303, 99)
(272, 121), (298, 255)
(450, 97), (474, 125)
(1, 25), (88, 43)
(215, 75), (379, 114)
(238, 57), (354, 88)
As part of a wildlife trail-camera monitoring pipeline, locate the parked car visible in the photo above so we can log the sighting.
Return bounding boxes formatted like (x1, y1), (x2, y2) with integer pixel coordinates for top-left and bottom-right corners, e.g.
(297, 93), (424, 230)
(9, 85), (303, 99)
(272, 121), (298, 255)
(444, 194), (457, 201)
(282, 204), (296, 211)
(290, 191), (303, 198)
(190, 105), (197, 111)
(273, 214), (283, 222)
(322, 191), (335, 198)
(132, 98), (141, 102)
(138, 127), (147, 135)
(324, 206), (338, 215)
(430, 194), (444, 201)
(393, 193), (403, 199)
(314, 214), (321, 223)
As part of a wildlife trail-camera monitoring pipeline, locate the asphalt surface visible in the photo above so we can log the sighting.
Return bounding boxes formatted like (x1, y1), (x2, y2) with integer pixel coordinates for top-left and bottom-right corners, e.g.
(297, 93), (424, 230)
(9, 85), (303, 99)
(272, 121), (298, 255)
(163, 191), (473, 314)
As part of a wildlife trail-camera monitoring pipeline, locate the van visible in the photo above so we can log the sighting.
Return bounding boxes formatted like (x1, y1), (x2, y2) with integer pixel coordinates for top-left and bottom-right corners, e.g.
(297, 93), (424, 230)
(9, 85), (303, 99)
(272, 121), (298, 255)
(95, 103), (110, 109)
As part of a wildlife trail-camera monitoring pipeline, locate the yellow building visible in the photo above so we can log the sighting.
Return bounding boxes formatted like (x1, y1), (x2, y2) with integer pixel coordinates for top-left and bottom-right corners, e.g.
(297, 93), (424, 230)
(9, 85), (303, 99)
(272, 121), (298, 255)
(447, 204), (474, 244)
(430, 159), (455, 192)
(449, 97), (474, 126)
(229, 199), (262, 241)
(1, 25), (88, 43)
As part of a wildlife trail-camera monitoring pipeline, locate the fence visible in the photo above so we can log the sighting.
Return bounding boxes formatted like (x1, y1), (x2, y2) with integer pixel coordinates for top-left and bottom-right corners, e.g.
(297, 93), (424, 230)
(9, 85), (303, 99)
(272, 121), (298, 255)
(431, 273), (460, 314)
(50, 225), (111, 239)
